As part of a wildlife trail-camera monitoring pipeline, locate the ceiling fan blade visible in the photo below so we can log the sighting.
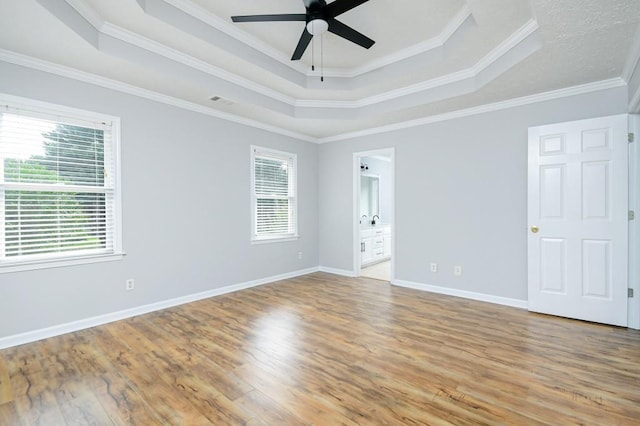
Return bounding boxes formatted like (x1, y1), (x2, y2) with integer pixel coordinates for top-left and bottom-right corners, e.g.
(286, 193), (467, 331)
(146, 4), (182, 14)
(327, 18), (374, 49)
(231, 14), (306, 23)
(291, 28), (313, 60)
(325, 0), (369, 17)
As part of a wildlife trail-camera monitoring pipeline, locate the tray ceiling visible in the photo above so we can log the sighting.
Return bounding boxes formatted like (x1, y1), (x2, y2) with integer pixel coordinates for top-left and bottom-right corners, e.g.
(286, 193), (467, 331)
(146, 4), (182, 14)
(0, 0), (638, 140)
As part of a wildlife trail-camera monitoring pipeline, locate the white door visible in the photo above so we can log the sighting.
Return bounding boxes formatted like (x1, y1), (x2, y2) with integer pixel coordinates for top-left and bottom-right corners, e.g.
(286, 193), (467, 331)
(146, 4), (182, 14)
(528, 114), (628, 326)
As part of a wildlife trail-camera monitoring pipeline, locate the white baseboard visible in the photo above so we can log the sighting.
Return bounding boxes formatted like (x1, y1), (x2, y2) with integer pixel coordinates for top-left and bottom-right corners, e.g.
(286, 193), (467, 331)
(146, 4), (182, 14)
(318, 266), (356, 277)
(392, 278), (528, 310)
(0, 266), (320, 350)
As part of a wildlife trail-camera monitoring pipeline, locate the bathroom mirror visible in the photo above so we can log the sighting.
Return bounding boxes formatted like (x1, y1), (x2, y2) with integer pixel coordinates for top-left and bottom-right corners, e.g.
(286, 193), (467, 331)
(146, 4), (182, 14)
(360, 174), (379, 221)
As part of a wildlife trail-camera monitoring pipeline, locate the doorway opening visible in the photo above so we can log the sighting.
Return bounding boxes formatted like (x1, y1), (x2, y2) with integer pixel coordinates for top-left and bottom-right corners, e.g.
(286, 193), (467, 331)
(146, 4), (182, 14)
(353, 149), (395, 282)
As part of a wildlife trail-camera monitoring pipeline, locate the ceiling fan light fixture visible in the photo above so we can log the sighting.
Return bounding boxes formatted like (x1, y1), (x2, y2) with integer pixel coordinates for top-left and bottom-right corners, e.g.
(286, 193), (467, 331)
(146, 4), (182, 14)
(306, 18), (328, 36)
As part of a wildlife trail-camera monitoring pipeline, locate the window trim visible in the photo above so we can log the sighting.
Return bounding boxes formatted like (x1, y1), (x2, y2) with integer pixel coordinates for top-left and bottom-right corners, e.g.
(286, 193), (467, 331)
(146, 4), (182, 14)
(0, 93), (124, 273)
(250, 145), (298, 244)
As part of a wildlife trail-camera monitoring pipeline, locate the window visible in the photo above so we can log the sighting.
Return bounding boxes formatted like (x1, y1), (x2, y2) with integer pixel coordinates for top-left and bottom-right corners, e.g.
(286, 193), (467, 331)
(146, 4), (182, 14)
(0, 95), (122, 272)
(251, 146), (297, 242)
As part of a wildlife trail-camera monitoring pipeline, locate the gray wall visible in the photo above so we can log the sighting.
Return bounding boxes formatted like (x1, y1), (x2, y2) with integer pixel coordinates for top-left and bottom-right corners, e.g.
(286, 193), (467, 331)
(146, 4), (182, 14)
(0, 59), (632, 339)
(0, 62), (318, 338)
(319, 87), (629, 301)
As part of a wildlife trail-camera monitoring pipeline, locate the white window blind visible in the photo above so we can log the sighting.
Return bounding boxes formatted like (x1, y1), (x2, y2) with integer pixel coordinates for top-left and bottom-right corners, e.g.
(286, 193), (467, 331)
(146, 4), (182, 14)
(0, 100), (121, 269)
(251, 146), (297, 241)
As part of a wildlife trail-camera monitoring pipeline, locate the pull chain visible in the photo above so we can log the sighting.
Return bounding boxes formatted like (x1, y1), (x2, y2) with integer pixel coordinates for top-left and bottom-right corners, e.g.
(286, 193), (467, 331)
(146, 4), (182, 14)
(311, 25), (315, 72)
(320, 33), (324, 82)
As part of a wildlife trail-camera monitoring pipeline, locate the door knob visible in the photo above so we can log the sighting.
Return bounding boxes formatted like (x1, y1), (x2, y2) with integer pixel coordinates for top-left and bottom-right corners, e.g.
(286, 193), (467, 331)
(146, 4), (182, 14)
(531, 225), (539, 233)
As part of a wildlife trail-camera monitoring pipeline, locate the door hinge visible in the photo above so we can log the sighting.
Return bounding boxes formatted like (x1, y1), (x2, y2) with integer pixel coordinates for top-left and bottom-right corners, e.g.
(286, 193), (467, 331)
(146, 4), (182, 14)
(629, 288), (634, 298)
(630, 210), (635, 221)
(630, 133), (635, 143)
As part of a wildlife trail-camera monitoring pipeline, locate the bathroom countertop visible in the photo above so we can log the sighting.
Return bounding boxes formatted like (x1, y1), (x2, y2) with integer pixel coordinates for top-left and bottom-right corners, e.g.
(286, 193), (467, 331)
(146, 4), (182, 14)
(360, 223), (390, 229)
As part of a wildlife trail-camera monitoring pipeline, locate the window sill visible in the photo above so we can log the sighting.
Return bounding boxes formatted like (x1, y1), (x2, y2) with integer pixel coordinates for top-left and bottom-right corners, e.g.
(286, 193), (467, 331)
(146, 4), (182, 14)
(251, 235), (299, 245)
(0, 252), (126, 274)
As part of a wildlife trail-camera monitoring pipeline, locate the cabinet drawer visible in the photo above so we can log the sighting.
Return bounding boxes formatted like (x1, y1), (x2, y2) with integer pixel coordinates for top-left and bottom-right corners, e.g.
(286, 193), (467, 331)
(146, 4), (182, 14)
(373, 238), (384, 247)
(383, 235), (391, 256)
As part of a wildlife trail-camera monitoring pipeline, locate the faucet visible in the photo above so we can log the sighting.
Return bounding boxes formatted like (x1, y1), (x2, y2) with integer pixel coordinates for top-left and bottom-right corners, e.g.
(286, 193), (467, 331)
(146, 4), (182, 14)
(372, 215), (380, 225)
(360, 214), (368, 224)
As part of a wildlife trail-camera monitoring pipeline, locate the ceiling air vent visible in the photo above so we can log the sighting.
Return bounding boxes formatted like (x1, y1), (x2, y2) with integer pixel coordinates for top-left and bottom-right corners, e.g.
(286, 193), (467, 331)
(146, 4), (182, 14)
(210, 96), (234, 106)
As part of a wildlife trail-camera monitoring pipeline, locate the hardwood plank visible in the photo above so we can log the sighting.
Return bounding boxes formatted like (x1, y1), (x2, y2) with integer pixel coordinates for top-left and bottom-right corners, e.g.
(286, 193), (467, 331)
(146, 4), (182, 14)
(4, 344), (44, 379)
(112, 352), (210, 424)
(1, 272), (639, 425)
(134, 315), (255, 401)
(50, 333), (163, 425)
(107, 322), (256, 424)
(13, 388), (66, 426)
(233, 363), (361, 425)
(58, 391), (113, 426)
(0, 356), (14, 405)
(92, 371), (164, 426)
(0, 401), (21, 426)
(235, 389), (308, 426)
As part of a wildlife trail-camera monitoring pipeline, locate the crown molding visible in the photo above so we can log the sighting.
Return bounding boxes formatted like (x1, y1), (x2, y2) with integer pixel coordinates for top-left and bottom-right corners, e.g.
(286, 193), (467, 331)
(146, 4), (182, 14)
(623, 24), (640, 113)
(295, 69), (474, 109)
(622, 24), (640, 83)
(148, 0), (473, 80)
(101, 23), (296, 106)
(318, 78), (627, 143)
(100, 19), (537, 117)
(630, 86), (640, 113)
(472, 19), (538, 72)
(0, 50), (316, 143)
(158, 0), (308, 74)
(44, 0), (542, 119)
(61, 0), (298, 107)
(66, 0), (105, 29)
(315, 6), (473, 78)
(41, 0), (298, 114)
(0, 50), (626, 144)
(295, 19), (539, 110)
(356, 70), (475, 107)
(160, 0), (301, 72)
(105, 18), (506, 114)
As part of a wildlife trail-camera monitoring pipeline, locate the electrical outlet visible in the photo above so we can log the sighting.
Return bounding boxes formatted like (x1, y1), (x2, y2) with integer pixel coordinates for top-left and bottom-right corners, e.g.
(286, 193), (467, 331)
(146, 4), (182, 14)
(454, 266), (462, 276)
(430, 263), (438, 273)
(298, 251), (303, 260)
(126, 278), (135, 291)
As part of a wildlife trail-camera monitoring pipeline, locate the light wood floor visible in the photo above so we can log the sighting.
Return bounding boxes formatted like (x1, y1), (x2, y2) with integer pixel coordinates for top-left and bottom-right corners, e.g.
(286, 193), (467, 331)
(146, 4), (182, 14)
(1, 273), (639, 425)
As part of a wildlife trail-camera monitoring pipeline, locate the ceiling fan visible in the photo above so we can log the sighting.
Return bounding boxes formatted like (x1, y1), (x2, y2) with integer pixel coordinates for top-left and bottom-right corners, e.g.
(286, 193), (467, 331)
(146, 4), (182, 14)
(231, 0), (375, 61)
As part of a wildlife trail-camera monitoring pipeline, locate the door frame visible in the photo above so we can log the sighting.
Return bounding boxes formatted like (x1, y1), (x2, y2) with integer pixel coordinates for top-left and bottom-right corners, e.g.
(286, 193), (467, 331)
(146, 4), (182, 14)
(629, 114), (640, 329)
(353, 148), (395, 280)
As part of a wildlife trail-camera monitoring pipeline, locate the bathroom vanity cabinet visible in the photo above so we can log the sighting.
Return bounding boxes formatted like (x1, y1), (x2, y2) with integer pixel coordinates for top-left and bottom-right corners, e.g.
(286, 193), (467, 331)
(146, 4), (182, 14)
(360, 224), (391, 266)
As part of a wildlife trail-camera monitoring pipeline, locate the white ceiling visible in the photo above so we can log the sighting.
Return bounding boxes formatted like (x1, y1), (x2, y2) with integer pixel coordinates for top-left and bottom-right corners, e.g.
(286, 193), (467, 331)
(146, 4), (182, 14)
(0, 0), (639, 141)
